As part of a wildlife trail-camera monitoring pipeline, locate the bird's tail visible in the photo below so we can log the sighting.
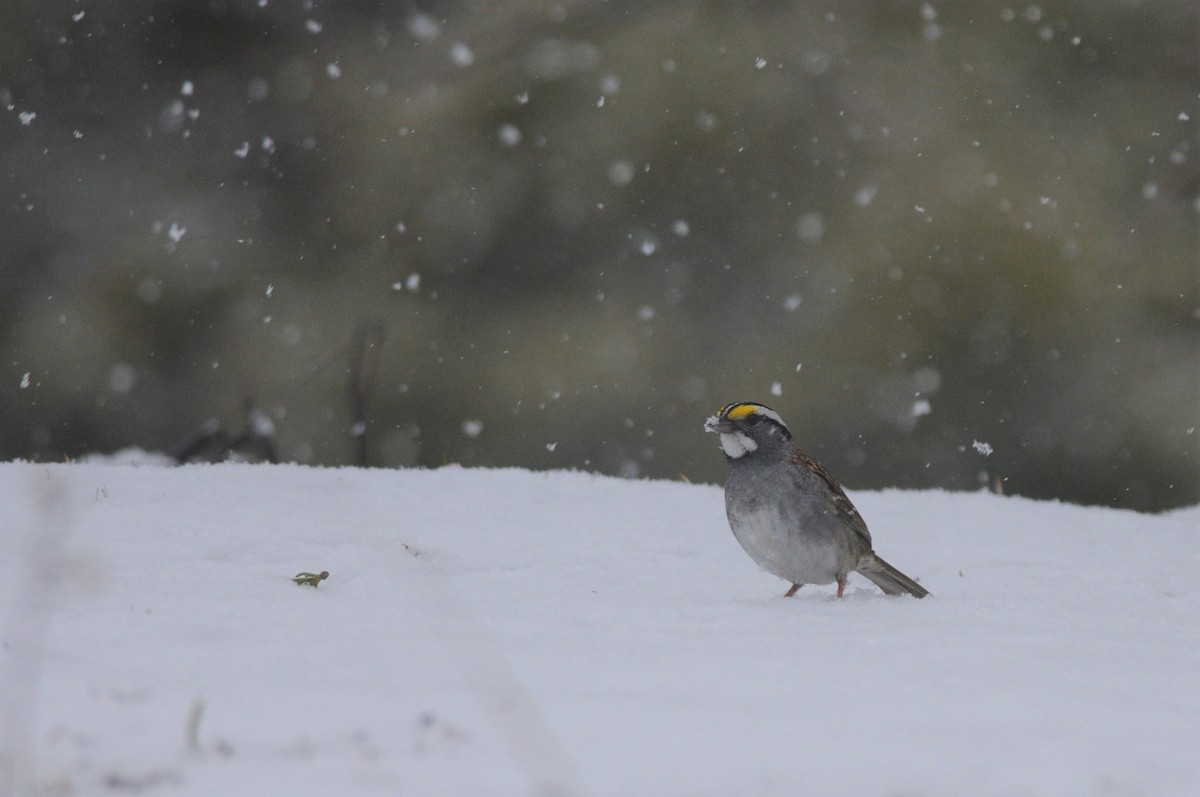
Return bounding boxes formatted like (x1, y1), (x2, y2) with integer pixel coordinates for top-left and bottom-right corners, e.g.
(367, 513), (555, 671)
(859, 555), (930, 598)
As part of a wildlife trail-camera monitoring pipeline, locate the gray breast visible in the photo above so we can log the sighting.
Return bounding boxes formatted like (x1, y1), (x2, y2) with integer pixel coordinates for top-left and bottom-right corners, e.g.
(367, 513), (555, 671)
(724, 465), (841, 585)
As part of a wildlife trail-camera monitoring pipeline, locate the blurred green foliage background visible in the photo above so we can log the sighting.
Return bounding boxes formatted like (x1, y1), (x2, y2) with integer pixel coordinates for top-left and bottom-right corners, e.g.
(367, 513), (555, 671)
(1, 1), (1196, 511)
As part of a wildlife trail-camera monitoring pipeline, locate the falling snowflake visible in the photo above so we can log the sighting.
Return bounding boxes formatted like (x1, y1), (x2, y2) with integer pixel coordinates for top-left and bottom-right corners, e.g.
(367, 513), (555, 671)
(450, 42), (475, 67)
(498, 124), (522, 147)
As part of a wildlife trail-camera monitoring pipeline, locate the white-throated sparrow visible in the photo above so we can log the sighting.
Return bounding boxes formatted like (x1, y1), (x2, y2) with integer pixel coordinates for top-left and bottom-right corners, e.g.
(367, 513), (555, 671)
(706, 401), (929, 599)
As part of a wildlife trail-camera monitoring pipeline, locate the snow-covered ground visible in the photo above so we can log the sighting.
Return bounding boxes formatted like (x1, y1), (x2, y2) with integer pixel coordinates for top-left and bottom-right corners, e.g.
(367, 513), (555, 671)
(1, 461), (1196, 796)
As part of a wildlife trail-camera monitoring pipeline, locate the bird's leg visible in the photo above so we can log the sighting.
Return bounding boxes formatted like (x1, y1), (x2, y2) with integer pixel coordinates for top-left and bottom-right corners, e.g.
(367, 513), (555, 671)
(836, 576), (847, 598)
(784, 582), (802, 598)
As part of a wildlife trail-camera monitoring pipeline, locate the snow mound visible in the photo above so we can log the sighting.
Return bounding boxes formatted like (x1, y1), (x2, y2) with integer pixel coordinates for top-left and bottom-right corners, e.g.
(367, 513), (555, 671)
(1, 462), (1196, 796)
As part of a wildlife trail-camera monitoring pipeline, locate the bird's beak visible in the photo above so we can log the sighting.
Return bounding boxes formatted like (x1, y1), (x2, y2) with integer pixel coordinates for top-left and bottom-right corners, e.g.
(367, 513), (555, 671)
(704, 415), (733, 434)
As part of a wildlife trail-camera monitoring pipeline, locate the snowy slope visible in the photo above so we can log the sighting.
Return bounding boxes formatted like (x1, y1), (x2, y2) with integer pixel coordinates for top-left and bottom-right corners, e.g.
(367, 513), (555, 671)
(1, 461), (1197, 797)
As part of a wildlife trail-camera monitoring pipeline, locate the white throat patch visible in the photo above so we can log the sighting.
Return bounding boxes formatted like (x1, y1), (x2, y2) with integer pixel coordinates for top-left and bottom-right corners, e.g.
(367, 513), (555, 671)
(719, 431), (758, 459)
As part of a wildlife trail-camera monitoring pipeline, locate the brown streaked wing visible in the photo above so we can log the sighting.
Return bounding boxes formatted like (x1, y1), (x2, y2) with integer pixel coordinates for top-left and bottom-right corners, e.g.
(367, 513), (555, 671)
(784, 446), (874, 550)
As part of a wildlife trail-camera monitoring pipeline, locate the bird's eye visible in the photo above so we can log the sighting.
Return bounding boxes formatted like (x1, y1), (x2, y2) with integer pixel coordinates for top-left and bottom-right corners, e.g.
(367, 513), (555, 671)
(746, 414), (763, 426)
